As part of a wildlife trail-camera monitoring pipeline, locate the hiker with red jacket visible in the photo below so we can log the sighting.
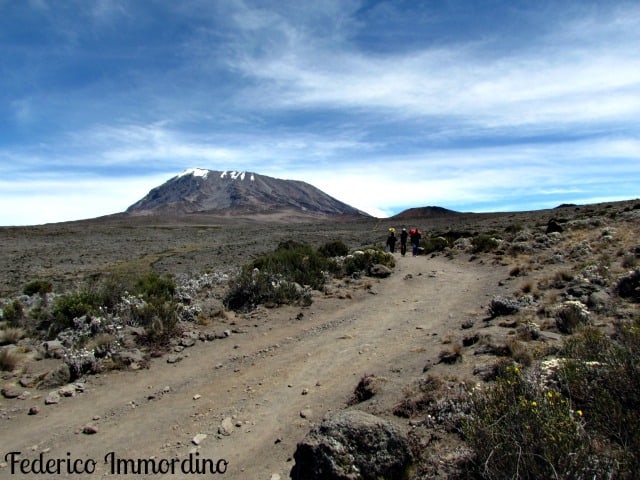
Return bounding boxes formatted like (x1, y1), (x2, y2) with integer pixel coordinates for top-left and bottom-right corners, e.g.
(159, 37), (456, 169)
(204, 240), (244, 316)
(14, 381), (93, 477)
(409, 228), (422, 256)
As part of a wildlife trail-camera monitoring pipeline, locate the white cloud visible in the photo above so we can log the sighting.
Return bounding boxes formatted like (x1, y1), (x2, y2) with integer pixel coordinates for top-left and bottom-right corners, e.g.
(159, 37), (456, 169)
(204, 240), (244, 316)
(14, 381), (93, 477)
(0, 174), (168, 226)
(1, 1), (639, 225)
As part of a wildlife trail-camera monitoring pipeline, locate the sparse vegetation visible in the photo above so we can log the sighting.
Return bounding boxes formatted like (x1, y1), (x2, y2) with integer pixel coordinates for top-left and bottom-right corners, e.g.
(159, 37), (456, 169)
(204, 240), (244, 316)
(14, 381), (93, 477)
(0, 347), (21, 371)
(225, 242), (394, 312)
(461, 319), (640, 479)
(472, 234), (500, 253)
(557, 321), (640, 475)
(23, 280), (53, 296)
(487, 295), (520, 318)
(0, 327), (25, 345)
(393, 376), (444, 418)
(342, 247), (395, 276)
(464, 364), (598, 479)
(1, 299), (24, 326)
(348, 374), (381, 405)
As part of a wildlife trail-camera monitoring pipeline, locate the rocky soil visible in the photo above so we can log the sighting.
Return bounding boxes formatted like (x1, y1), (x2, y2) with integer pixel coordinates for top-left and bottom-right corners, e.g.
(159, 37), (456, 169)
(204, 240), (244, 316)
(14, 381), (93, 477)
(0, 200), (639, 479)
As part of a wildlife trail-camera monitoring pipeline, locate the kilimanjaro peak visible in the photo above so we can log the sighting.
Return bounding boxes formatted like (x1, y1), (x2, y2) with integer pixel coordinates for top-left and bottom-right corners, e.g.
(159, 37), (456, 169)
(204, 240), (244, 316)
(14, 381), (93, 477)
(126, 168), (370, 218)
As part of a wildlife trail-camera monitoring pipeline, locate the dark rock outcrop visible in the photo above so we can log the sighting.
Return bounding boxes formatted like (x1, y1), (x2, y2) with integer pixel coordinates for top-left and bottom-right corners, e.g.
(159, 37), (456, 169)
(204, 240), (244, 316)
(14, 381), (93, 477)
(290, 410), (412, 480)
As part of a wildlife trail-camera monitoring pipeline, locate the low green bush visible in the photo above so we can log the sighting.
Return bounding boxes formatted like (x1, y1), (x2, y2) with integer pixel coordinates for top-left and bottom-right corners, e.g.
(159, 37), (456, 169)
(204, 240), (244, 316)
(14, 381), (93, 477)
(134, 272), (176, 302)
(225, 241), (389, 312)
(252, 241), (329, 291)
(464, 364), (598, 479)
(1, 299), (24, 326)
(464, 320), (640, 478)
(51, 290), (102, 335)
(318, 240), (349, 258)
(48, 272), (178, 339)
(224, 266), (305, 312)
(421, 236), (449, 254)
(472, 234), (500, 253)
(343, 248), (395, 276)
(133, 300), (179, 345)
(23, 280), (53, 296)
(558, 322), (640, 475)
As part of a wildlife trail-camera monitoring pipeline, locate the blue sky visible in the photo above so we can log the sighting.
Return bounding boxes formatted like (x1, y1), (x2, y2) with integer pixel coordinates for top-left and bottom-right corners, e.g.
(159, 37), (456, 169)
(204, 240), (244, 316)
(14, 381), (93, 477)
(1, 0), (639, 225)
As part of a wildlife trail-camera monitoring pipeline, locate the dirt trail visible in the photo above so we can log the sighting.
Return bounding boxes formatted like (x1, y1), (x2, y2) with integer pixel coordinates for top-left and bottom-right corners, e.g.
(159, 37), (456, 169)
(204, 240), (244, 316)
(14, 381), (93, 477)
(1, 254), (507, 479)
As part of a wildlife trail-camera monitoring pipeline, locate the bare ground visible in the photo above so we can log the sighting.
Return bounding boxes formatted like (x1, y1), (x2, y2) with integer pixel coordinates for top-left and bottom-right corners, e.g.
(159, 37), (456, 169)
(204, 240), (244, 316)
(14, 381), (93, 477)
(1, 251), (511, 479)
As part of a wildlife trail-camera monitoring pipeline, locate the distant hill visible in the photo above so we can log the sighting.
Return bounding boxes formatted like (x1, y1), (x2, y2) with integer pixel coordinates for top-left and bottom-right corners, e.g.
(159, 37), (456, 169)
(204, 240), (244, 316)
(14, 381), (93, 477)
(126, 168), (371, 219)
(390, 206), (462, 219)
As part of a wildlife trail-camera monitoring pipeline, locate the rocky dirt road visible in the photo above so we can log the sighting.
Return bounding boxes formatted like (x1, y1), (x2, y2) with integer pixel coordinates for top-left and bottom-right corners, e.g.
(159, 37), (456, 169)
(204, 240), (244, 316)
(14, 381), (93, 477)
(1, 253), (508, 479)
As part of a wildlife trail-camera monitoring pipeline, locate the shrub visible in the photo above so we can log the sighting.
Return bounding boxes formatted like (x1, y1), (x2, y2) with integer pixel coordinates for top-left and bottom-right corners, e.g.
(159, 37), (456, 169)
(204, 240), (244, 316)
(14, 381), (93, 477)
(136, 300), (179, 345)
(487, 296), (520, 318)
(225, 242), (334, 311)
(318, 240), (349, 258)
(51, 290), (102, 335)
(0, 348), (21, 372)
(1, 299), (24, 326)
(23, 280), (53, 296)
(0, 327), (25, 345)
(224, 267), (305, 312)
(252, 241), (329, 290)
(558, 321), (640, 475)
(464, 364), (598, 479)
(134, 272), (176, 302)
(49, 273), (178, 339)
(343, 248), (395, 276)
(472, 234), (500, 253)
(555, 300), (590, 334)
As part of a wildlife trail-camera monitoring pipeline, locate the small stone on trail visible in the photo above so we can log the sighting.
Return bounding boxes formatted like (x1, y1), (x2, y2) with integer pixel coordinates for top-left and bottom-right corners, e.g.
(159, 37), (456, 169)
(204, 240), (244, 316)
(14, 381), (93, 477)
(44, 392), (60, 405)
(82, 425), (98, 435)
(192, 433), (207, 445)
(218, 417), (234, 436)
(167, 354), (182, 364)
(1, 386), (22, 399)
(28, 406), (40, 415)
(193, 394), (201, 400)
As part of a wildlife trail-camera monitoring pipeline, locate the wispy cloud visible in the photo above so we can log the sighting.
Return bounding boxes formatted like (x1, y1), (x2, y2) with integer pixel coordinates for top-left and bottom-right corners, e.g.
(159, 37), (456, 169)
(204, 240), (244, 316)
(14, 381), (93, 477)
(0, 0), (638, 225)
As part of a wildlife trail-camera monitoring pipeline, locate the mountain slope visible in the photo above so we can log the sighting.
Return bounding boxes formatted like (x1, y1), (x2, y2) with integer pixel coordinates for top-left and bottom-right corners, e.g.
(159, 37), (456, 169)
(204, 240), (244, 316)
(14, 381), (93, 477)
(126, 168), (370, 218)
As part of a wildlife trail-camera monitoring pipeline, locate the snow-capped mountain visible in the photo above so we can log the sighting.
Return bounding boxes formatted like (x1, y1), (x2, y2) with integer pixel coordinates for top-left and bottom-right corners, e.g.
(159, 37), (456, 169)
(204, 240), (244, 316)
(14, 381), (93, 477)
(126, 168), (370, 218)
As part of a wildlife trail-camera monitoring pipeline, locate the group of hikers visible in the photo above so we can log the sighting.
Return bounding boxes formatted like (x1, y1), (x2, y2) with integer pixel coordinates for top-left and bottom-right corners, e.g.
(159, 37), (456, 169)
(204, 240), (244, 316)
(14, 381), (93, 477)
(385, 227), (422, 257)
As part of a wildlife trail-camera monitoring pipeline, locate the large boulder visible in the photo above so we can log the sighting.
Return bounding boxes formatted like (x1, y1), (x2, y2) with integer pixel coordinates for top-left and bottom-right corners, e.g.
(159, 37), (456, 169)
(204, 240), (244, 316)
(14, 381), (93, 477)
(37, 363), (71, 390)
(290, 410), (412, 480)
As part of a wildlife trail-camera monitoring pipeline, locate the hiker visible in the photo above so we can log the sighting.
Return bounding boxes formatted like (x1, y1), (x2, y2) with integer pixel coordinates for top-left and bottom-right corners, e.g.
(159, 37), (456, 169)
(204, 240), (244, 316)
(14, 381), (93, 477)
(409, 228), (422, 256)
(400, 228), (408, 256)
(386, 230), (397, 253)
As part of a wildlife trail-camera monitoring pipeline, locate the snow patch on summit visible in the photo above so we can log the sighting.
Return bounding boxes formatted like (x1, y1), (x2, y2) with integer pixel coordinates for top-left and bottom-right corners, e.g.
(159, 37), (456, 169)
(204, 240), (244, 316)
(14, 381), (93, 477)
(220, 171), (254, 181)
(179, 168), (209, 179)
